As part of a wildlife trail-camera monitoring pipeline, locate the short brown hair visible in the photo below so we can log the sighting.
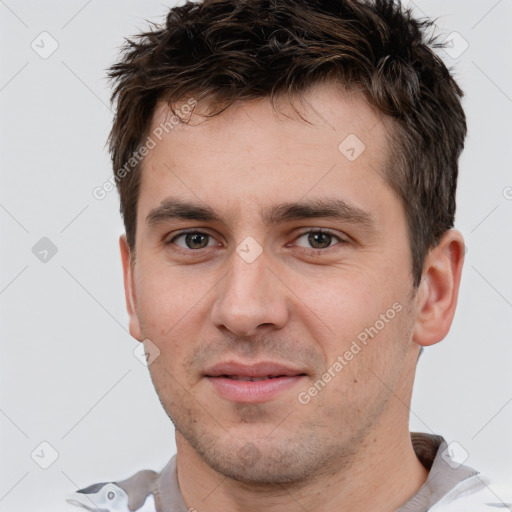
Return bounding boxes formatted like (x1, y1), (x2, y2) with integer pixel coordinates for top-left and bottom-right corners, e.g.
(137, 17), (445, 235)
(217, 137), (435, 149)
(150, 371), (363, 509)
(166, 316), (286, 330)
(107, 0), (466, 288)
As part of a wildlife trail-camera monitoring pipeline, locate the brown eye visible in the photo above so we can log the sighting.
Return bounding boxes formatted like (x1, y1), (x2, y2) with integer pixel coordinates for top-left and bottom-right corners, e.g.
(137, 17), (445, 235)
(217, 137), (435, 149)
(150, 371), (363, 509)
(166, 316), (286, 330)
(185, 233), (209, 249)
(307, 232), (332, 249)
(295, 230), (342, 249)
(171, 232), (215, 250)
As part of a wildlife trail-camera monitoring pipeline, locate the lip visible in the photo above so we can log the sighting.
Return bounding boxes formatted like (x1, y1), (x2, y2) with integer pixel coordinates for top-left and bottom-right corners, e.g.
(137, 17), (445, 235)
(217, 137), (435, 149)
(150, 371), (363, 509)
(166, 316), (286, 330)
(204, 361), (307, 403)
(204, 361), (307, 378)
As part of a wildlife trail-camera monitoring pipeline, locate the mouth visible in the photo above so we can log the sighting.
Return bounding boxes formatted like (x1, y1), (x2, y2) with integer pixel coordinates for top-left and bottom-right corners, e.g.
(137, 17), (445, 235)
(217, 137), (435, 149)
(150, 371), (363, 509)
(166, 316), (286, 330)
(204, 361), (307, 402)
(219, 375), (295, 381)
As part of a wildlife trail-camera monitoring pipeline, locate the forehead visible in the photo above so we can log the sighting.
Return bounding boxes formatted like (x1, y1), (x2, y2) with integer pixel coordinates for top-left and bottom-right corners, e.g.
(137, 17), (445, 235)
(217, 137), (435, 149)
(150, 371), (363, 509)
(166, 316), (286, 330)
(148, 85), (388, 157)
(139, 84), (396, 225)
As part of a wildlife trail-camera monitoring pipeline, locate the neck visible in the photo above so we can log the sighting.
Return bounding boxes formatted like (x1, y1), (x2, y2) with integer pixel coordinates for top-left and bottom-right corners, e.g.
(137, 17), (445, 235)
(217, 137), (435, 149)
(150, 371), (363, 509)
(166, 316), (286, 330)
(175, 422), (428, 512)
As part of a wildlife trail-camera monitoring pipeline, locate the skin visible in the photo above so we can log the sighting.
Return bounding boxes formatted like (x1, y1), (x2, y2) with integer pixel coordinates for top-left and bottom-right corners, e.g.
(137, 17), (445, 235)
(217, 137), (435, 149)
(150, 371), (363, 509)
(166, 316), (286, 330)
(120, 83), (465, 512)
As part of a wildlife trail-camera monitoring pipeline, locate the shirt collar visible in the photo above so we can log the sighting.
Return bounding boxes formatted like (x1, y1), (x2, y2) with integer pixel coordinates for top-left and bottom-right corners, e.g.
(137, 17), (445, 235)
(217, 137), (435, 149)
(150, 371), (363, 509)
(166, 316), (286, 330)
(153, 432), (479, 512)
(395, 432), (479, 511)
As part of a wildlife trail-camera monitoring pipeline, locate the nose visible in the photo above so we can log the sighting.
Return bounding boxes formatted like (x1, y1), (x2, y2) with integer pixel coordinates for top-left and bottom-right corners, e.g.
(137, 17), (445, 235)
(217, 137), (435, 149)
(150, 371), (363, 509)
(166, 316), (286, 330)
(210, 248), (290, 338)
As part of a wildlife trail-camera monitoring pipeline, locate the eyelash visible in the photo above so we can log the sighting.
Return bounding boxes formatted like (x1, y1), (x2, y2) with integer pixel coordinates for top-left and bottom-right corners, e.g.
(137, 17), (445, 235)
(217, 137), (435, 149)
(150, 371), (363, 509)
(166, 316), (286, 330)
(167, 229), (220, 252)
(292, 229), (347, 252)
(166, 228), (347, 254)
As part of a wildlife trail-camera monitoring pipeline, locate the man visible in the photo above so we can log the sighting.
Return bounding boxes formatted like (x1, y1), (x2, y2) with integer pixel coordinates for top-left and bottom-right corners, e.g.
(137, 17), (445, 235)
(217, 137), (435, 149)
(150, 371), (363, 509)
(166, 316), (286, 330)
(67, 0), (498, 510)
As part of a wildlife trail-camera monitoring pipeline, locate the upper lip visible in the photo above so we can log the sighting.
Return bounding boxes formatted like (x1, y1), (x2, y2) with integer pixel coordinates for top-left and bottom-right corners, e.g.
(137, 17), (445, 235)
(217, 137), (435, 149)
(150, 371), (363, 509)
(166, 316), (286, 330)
(204, 361), (307, 378)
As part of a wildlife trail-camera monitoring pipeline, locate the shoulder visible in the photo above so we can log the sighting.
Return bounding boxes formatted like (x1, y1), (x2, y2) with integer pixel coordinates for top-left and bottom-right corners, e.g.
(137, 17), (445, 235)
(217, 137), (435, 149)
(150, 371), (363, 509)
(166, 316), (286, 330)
(429, 475), (509, 512)
(65, 456), (187, 512)
(66, 468), (159, 512)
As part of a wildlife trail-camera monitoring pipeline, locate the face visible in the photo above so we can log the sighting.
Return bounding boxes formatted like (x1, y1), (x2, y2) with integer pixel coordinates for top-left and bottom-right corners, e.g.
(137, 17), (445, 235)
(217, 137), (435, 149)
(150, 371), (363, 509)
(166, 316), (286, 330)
(123, 84), (420, 484)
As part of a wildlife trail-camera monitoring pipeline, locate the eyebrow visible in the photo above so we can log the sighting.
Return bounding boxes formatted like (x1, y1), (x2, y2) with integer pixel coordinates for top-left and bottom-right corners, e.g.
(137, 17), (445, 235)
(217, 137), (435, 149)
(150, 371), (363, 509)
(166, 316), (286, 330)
(261, 198), (375, 229)
(146, 197), (376, 231)
(146, 199), (224, 225)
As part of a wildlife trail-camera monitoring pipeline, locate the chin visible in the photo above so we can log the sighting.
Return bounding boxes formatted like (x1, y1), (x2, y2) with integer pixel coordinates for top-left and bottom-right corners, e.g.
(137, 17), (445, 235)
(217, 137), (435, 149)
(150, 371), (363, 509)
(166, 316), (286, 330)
(176, 423), (339, 485)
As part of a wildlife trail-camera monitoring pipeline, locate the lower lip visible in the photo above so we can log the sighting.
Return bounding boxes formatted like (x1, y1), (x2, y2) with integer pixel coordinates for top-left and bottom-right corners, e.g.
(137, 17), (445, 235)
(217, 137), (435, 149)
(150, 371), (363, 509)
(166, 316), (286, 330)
(206, 376), (305, 403)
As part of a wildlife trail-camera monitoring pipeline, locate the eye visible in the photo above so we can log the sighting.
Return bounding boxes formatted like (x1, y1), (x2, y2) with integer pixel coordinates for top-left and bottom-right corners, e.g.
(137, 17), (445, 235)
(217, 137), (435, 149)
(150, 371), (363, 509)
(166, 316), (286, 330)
(294, 230), (344, 249)
(170, 231), (218, 250)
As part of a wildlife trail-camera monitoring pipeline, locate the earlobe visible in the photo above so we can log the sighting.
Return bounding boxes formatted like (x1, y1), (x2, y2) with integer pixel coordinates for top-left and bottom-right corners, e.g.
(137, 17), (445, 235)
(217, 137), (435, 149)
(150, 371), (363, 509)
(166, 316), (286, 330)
(119, 235), (142, 341)
(412, 229), (465, 347)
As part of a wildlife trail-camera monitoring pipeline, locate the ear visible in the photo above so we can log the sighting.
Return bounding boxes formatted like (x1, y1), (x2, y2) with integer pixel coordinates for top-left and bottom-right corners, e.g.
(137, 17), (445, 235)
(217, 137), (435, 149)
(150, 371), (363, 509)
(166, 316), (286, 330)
(119, 235), (143, 341)
(412, 229), (465, 347)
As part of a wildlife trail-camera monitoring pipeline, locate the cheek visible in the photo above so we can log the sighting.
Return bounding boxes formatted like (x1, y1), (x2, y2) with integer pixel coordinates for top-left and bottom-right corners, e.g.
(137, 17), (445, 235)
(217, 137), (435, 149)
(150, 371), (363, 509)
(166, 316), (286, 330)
(291, 267), (412, 397)
(135, 259), (210, 328)
(133, 265), (214, 371)
(290, 269), (392, 346)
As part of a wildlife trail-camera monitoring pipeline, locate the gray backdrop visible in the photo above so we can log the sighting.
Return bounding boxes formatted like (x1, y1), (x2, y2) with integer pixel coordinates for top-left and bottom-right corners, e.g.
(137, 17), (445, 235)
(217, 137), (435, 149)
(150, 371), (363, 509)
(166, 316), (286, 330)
(1, 1), (511, 510)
